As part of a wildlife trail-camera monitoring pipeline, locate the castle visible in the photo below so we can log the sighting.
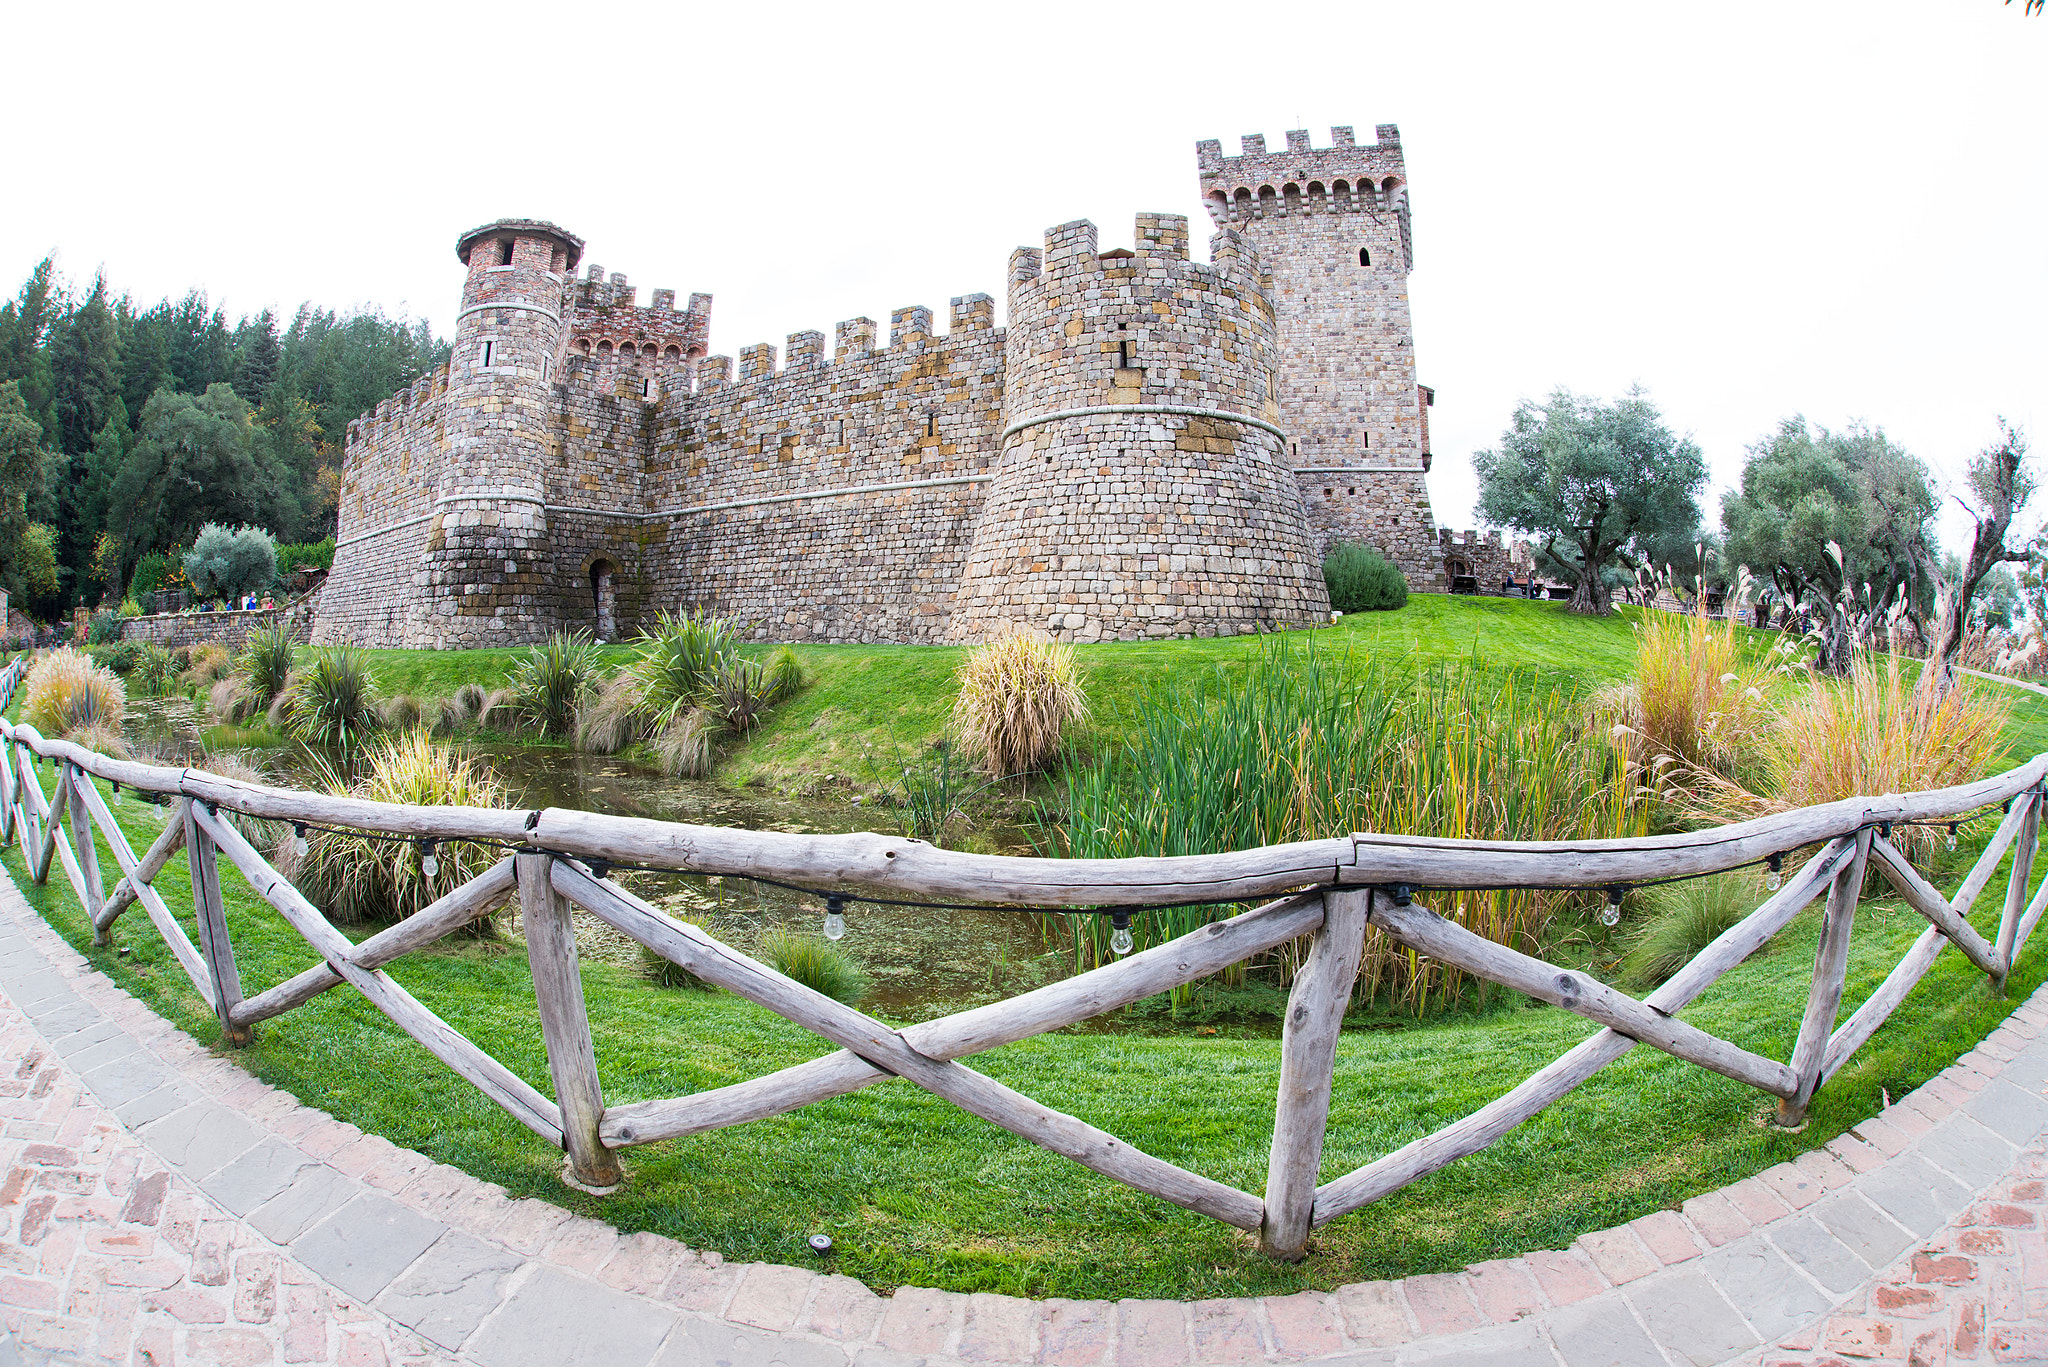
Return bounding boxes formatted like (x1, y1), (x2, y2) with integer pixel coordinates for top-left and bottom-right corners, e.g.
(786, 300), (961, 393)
(314, 125), (1442, 649)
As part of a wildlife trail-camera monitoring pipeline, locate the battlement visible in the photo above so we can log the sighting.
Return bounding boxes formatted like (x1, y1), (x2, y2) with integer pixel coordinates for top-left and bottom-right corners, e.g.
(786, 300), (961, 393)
(1009, 214), (1256, 317)
(346, 363), (450, 445)
(1197, 125), (1407, 225)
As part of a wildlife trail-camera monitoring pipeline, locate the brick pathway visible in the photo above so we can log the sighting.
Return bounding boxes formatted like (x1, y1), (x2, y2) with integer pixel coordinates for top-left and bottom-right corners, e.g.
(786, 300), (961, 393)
(2, 869), (2047, 1366)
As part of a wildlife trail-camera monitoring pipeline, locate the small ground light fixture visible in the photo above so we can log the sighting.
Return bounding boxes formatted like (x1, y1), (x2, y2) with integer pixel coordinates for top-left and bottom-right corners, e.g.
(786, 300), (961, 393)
(807, 1233), (834, 1256)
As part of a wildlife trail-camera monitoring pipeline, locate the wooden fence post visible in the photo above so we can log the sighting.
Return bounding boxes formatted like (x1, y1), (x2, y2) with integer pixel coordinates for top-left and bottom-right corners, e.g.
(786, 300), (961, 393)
(518, 852), (622, 1191)
(67, 764), (105, 929)
(1259, 887), (1370, 1259)
(1995, 793), (2041, 993)
(0, 738), (14, 848)
(185, 801), (249, 1046)
(1778, 827), (1873, 1127)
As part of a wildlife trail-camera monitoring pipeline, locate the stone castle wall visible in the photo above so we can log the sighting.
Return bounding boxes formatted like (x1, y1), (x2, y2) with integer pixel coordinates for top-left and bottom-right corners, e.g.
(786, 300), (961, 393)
(948, 216), (1329, 641)
(318, 125), (1444, 648)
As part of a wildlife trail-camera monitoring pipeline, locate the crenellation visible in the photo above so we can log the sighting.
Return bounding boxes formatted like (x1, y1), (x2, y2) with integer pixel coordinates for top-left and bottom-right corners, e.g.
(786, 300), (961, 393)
(834, 317), (876, 358)
(889, 306), (932, 348)
(319, 125), (1443, 648)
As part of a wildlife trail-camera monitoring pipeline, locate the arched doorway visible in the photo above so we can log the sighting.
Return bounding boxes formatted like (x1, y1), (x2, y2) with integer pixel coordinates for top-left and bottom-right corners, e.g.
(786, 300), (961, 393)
(589, 559), (618, 641)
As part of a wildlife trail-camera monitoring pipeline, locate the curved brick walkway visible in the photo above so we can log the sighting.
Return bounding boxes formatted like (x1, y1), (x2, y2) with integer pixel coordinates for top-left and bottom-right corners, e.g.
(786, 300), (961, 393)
(3, 873), (2048, 1366)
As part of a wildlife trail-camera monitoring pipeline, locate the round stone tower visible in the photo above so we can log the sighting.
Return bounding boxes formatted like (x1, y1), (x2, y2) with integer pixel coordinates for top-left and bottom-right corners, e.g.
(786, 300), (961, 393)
(948, 214), (1330, 642)
(403, 218), (583, 647)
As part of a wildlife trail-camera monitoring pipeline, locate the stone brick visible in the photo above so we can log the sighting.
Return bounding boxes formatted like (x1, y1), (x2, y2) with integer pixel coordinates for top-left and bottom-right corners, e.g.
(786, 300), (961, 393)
(1575, 1227), (1659, 1285)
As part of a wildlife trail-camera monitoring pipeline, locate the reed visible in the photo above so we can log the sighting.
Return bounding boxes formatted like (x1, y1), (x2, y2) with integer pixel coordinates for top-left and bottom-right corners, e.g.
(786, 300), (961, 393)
(1050, 640), (1650, 1013)
(1600, 600), (1772, 792)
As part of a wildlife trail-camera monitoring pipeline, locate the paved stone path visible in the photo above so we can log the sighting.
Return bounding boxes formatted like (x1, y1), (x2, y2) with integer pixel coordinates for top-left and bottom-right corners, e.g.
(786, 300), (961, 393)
(3, 871), (2048, 1366)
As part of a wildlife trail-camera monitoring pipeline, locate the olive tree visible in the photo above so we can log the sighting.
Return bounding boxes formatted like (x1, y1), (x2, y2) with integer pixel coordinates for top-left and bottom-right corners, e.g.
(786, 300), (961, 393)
(1473, 386), (1706, 615)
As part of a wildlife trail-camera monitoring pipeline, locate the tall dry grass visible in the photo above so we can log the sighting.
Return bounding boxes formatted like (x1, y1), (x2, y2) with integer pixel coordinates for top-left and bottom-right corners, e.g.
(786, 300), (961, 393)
(952, 633), (1089, 778)
(1600, 601), (1773, 793)
(1687, 653), (2009, 861)
(22, 648), (126, 739)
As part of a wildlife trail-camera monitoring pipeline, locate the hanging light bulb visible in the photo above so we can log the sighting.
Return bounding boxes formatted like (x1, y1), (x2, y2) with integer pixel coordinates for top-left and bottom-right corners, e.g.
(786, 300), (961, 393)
(1601, 886), (1623, 928)
(419, 840), (440, 878)
(1110, 909), (1134, 957)
(1765, 853), (1783, 893)
(822, 895), (846, 941)
(293, 824), (309, 858)
(1947, 823), (1960, 854)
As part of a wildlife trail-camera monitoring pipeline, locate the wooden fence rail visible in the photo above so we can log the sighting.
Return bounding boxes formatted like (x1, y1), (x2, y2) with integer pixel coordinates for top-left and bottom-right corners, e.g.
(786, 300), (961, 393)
(1, 652), (2043, 1261)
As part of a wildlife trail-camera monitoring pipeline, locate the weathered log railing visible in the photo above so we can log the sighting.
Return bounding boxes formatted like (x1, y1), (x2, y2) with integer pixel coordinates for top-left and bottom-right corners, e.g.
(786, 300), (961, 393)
(1, 652), (2044, 1260)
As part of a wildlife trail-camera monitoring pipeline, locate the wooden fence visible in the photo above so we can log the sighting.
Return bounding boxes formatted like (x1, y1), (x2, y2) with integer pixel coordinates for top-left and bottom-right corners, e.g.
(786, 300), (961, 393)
(1, 652), (2043, 1260)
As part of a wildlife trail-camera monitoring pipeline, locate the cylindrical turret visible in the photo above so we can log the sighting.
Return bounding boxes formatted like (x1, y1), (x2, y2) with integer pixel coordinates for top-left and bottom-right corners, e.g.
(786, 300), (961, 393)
(403, 218), (583, 647)
(949, 214), (1329, 642)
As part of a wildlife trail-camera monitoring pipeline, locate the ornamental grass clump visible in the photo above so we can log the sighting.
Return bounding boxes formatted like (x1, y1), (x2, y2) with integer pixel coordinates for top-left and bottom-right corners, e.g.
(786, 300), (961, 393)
(238, 623), (297, 704)
(1687, 653), (2009, 862)
(130, 644), (181, 698)
(640, 938), (719, 991)
(951, 633), (1089, 778)
(508, 631), (599, 736)
(283, 647), (381, 753)
(575, 673), (647, 755)
(22, 648), (126, 740)
(1620, 874), (1767, 989)
(291, 730), (508, 926)
(178, 643), (232, 689)
(1600, 599), (1774, 794)
(627, 611), (741, 734)
(705, 656), (775, 734)
(653, 709), (715, 779)
(758, 929), (867, 1005)
(1322, 540), (1409, 612)
(437, 682), (488, 732)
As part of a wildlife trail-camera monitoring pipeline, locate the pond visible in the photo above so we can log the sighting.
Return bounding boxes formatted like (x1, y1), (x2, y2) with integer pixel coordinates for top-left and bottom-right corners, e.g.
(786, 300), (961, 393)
(122, 700), (1082, 1023)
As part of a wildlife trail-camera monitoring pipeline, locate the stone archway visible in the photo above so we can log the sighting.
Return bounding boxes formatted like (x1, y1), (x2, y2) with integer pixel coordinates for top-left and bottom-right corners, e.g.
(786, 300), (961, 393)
(589, 558), (618, 642)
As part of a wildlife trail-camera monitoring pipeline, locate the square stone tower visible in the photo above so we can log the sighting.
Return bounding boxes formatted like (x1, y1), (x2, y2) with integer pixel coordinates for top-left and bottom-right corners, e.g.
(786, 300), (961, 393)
(1197, 127), (1442, 588)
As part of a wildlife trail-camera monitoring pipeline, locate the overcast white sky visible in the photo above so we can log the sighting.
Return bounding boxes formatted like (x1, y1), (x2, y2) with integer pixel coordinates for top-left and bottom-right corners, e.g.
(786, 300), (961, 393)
(7, 1), (2042, 554)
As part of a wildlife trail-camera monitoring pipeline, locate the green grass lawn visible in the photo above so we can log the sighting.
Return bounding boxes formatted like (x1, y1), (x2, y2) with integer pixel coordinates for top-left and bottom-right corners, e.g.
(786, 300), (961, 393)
(11, 766), (2046, 1300)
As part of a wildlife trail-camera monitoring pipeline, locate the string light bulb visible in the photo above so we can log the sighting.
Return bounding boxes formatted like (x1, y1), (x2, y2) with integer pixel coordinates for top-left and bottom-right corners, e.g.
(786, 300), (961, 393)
(1765, 853), (1783, 892)
(419, 840), (439, 879)
(1947, 823), (1960, 853)
(1601, 886), (1623, 928)
(822, 895), (846, 942)
(1110, 909), (1134, 957)
(293, 824), (309, 858)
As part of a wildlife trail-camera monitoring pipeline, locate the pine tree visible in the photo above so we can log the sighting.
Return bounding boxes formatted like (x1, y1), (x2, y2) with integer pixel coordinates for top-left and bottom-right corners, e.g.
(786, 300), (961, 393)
(0, 381), (53, 602)
(232, 308), (281, 404)
(50, 272), (120, 455)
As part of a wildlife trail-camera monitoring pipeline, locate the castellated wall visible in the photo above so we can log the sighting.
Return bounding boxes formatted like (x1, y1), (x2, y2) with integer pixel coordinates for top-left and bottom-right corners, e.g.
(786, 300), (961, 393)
(947, 216), (1330, 642)
(313, 366), (449, 646)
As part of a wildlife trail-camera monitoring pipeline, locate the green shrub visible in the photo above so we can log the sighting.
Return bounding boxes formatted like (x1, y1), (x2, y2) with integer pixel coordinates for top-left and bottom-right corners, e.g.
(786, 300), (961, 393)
(238, 623), (297, 703)
(758, 929), (867, 1005)
(1621, 875), (1767, 988)
(84, 641), (141, 675)
(129, 550), (181, 600)
(184, 523), (278, 601)
(507, 631), (599, 736)
(87, 609), (126, 645)
(1323, 540), (1409, 612)
(284, 647), (381, 752)
(276, 538), (335, 577)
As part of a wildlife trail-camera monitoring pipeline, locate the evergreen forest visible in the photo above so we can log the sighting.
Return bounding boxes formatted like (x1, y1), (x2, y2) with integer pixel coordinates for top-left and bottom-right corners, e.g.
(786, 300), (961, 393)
(0, 258), (447, 621)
